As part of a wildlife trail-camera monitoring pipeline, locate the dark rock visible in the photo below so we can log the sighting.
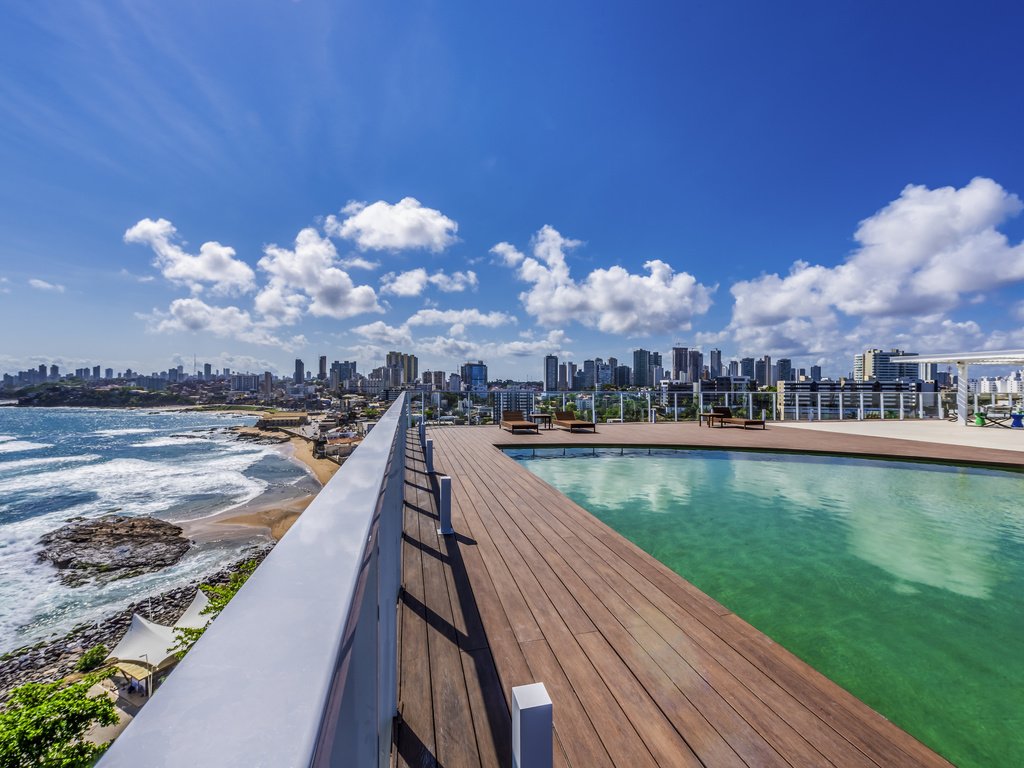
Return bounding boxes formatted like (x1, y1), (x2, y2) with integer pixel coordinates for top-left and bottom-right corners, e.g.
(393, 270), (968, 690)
(37, 516), (192, 586)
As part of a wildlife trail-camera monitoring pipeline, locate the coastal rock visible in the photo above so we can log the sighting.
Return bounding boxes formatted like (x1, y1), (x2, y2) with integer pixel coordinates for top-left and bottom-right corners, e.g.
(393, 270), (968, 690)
(37, 516), (192, 586)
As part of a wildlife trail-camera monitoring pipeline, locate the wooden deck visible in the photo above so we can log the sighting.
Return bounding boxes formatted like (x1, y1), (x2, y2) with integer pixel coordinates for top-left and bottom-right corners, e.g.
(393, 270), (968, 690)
(395, 421), (1020, 767)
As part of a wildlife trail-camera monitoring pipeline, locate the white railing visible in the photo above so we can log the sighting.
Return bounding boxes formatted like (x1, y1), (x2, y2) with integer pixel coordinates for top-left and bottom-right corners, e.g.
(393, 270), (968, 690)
(408, 389), (972, 425)
(99, 393), (408, 768)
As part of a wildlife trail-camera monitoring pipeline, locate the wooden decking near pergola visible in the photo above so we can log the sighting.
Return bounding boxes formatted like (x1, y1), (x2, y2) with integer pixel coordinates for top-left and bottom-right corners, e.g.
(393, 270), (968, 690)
(395, 422), (1023, 767)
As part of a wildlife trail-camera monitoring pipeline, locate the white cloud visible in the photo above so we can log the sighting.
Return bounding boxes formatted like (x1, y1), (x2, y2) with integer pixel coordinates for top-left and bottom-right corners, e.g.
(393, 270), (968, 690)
(29, 279), (65, 292)
(258, 228), (381, 321)
(490, 242), (525, 267)
(380, 268), (479, 297)
(339, 255), (381, 270)
(120, 268), (155, 283)
(325, 197), (459, 253)
(726, 177), (1024, 357)
(499, 225), (715, 336)
(137, 298), (302, 349)
(0, 277), (9, 294)
(350, 321), (413, 346)
(429, 270), (477, 292)
(380, 268), (428, 297)
(407, 308), (514, 335)
(124, 218), (256, 295)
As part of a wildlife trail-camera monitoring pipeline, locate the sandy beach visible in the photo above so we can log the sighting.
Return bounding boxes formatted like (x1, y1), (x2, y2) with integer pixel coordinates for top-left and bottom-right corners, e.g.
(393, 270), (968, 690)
(181, 426), (342, 543)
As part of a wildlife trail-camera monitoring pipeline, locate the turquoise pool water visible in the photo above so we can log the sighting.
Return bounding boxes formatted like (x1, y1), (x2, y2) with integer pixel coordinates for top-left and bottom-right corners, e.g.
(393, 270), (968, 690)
(510, 448), (1024, 768)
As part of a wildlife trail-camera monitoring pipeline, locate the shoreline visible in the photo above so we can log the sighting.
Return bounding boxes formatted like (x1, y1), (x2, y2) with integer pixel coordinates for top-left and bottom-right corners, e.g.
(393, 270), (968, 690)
(180, 425), (341, 543)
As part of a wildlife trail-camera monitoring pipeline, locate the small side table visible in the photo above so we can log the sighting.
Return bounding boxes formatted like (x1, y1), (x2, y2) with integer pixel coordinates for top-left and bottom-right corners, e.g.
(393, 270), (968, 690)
(529, 413), (553, 430)
(1011, 413), (1024, 429)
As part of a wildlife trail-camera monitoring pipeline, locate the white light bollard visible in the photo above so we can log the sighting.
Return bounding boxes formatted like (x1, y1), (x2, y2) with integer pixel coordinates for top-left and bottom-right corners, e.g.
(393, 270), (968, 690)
(512, 682), (552, 768)
(425, 438), (434, 474)
(437, 475), (453, 536)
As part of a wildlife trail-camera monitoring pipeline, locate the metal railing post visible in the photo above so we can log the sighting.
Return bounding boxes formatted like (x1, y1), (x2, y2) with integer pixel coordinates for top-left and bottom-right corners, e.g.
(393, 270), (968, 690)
(512, 683), (552, 768)
(425, 438), (434, 474)
(437, 476), (453, 535)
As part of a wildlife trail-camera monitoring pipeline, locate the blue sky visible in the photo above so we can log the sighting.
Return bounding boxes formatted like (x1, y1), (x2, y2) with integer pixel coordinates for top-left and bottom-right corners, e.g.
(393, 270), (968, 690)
(3, 1), (1024, 380)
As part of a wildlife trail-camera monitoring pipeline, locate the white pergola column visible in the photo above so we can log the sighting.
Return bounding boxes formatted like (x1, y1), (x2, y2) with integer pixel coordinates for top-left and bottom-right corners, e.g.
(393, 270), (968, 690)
(957, 361), (969, 426)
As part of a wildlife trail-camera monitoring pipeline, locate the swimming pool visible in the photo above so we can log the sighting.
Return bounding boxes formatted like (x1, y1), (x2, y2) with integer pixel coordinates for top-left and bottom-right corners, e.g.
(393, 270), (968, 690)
(510, 448), (1024, 768)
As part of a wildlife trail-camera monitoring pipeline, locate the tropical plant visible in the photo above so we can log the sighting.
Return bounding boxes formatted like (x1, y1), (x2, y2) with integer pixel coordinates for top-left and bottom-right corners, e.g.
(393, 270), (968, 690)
(170, 559), (259, 659)
(0, 672), (117, 768)
(73, 645), (107, 673)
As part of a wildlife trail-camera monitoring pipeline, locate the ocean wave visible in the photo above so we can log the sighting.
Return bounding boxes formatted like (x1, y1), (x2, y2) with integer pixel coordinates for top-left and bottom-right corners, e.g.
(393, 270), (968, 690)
(93, 428), (158, 437)
(0, 454), (100, 472)
(0, 440), (52, 454)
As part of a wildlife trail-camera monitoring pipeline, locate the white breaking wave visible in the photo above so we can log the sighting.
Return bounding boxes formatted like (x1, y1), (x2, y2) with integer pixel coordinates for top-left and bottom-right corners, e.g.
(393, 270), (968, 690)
(93, 428), (158, 437)
(0, 454), (100, 472)
(0, 440), (52, 454)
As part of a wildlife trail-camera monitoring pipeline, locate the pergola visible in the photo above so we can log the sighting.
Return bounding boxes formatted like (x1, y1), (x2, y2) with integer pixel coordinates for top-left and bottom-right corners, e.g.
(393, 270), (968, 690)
(891, 349), (1024, 425)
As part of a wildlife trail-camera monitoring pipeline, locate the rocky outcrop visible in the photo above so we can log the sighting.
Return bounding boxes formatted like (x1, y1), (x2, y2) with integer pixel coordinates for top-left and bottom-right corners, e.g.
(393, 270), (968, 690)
(37, 516), (192, 586)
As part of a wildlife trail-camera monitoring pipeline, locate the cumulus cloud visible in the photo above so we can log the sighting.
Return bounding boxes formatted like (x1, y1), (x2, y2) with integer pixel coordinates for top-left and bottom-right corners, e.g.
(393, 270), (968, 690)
(380, 268), (479, 296)
(258, 228), (382, 321)
(727, 177), (1024, 356)
(137, 298), (304, 349)
(29, 279), (65, 292)
(350, 320), (413, 346)
(497, 225), (715, 336)
(325, 197), (459, 252)
(407, 307), (514, 337)
(0, 277), (10, 294)
(124, 218), (256, 295)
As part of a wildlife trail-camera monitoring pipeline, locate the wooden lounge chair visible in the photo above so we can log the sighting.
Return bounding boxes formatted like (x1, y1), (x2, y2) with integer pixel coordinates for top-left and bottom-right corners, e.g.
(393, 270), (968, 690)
(552, 410), (597, 433)
(710, 406), (765, 430)
(499, 411), (539, 434)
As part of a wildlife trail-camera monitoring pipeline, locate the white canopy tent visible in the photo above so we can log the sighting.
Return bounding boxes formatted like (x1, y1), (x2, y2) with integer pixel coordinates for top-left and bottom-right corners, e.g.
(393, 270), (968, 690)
(891, 349), (1024, 425)
(105, 590), (212, 693)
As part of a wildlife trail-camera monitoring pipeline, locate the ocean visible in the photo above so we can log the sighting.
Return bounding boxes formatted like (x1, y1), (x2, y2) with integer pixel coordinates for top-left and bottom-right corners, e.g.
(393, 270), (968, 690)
(0, 407), (318, 652)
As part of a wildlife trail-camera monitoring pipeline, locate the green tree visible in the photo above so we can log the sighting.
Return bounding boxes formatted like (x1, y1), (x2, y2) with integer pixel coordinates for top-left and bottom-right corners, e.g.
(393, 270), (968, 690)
(170, 560), (259, 659)
(0, 673), (117, 768)
(73, 645), (107, 673)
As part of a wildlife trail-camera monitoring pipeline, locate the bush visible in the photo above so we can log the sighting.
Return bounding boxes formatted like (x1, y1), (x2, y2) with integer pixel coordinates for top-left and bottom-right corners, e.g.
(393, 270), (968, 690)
(74, 644), (107, 672)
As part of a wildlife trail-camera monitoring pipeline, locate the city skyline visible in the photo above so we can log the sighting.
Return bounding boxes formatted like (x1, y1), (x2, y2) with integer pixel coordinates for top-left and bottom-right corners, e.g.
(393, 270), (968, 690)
(4, 4), (1024, 379)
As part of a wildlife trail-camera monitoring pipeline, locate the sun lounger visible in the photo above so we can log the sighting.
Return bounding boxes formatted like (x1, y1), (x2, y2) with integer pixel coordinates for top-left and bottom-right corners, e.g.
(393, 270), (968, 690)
(709, 406), (765, 430)
(499, 411), (539, 434)
(552, 410), (597, 433)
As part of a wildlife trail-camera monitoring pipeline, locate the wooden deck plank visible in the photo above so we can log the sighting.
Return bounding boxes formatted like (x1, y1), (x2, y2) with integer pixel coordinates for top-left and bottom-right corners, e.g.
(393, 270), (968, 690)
(397, 443), (438, 768)
(404, 423), (957, 768)
(411, 463), (483, 768)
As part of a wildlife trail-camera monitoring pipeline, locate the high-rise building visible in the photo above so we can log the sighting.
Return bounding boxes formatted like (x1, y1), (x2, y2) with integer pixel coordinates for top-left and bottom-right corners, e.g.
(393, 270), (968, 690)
(223, 367), (231, 379)
(565, 362), (578, 390)
(687, 350), (703, 383)
(709, 349), (722, 378)
(595, 360), (612, 387)
(671, 347), (688, 381)
(633, 349), (652, 388)
(318, 356), (328, 380)
(339, 361), (358, 382)
(49, 364), (59, 379)
(810, 365), (822, 381)
(543, 355), (559, 392)
(104, 368), (113, 380)
(263, 371), (273, 397)
(294, 358), (305, 383)
(613, 365), (632, 387)
(461, 361), (488, 390)
(728, 360), (739, 377)
(92, 365), (101, 380)
(754, 359), (767, 387)
(582, 359), (596, 389)
(740, 358), (755, 379)
(855, 349), (924, 381)
(448, 373), (462, 391)
(557, 363), (568, 390)
(204, 363), (212, 380)
(386, 351), (418, 384)
(777, 358), (792, 383)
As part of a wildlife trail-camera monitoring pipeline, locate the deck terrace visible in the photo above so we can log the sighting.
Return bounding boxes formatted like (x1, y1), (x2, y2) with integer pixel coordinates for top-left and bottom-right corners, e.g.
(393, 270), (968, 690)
(396, 421), (1019, 767)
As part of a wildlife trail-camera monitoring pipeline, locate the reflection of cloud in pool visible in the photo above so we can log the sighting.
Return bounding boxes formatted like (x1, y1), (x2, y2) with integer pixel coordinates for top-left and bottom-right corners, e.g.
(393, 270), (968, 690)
(724, 458), (1007, 600)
